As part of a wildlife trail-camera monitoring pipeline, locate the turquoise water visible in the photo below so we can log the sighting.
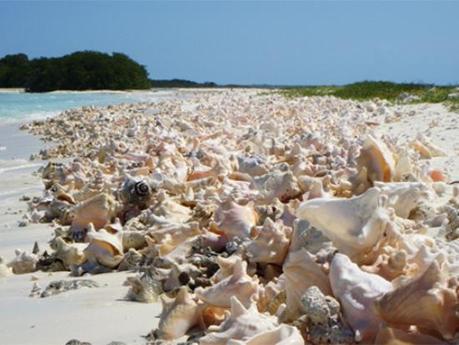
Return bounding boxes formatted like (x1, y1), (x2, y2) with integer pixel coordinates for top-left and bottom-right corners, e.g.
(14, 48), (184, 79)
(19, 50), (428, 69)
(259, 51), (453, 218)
(0, 90), (170, 124)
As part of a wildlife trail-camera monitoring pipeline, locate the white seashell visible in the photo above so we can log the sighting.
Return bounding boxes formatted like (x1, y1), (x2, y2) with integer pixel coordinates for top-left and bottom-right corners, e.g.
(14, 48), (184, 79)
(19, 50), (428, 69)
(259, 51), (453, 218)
(157, 287), (200, 340)
(227, 325), (304, 345)
(329, 253), (392, 342)
(245, 218), (291, 265)
(296, 187), (390, 262)
(213, 199), (258, 240)
(53, 237), (86, 269)
(199, 296), (278, 345)
(83, 229), (124, 268)
(357, 135), (395, 183)
(70, 193), (119, 233)
(375, 257), (459, 340)
(196, 258), (259, 308)
(7, 249), (38, 274)
(282, 248), (332, 320)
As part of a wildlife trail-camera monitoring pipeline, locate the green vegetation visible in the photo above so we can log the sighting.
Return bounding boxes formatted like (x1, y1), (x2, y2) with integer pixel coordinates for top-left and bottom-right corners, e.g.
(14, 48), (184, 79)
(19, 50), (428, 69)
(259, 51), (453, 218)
(150, 79), (217, 88)
(283, 81), (459, 110)
(0, 51), (151, 92)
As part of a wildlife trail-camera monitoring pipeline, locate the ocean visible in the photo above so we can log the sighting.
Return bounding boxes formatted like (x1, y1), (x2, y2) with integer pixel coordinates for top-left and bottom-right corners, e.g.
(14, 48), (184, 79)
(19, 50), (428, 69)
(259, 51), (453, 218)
(0, 89), (174, 165)
(0, 90), (173, 124)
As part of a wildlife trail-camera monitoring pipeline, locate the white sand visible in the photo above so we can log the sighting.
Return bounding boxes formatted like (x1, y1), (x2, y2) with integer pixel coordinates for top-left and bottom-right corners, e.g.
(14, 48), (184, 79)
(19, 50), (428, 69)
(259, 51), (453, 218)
(0, 124), (161, 345)
(375, 103), (459, 181)
(0, 96), (457, 345)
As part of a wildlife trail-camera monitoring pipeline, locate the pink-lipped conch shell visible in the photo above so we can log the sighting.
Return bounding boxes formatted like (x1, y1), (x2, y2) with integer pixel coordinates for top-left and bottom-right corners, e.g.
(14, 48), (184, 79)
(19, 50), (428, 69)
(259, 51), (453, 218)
(83, 228), (124, 268)
(210, 255), (244, 284)
(227, 325), (305, 345)
(373, 181), (427, 219)
(195, 258), (259, 308)
(329, 253), (392, 343)
(357, 135), (395, 183)
(70, 193), (119, 232)
(245, 218), (291, 265)
(199, 296), (278, 345)
(296, 187), (391, 263)
(375, 256), (459, 341)
(53, 237), (86, 269)
(374, 324), (448, 345)
(212, 199), (258, 240)
(411, 135), (446, 159)
(157, 287), (200, 340)
(282, 248), (332, 320)
(251, 171), (301, 204)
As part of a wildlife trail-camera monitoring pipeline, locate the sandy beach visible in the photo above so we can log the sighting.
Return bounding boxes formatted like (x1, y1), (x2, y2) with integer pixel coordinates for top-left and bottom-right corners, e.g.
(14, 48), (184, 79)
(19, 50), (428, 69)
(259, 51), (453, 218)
(0, 89), (458, 345)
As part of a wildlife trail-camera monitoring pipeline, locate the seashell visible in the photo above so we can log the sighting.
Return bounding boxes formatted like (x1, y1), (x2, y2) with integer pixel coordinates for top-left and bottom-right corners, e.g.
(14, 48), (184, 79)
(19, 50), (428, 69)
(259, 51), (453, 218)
(7, 249), (39, 274)
(157, 287), (200, 340)
(236, 155), (269, 177)
(53, 237), (86, 269)
(227, 325), (305, 345)
(375, 257), (459, 340)
(251, 171), (301, 204)
(373, 181), (427, 218)
(213, 199), (258, 240)
(411, 136), (446, 159)
(120, 175), (154, 207)
(282, 248), (332, 320)
(44, 199), (74, 224)
(210, 255), (243, 284)
(429, 169), (446, 182)
(149, 191), (192, 224)
(118, 248), (143, 271)
(199, 296), (278, 345)
(357, 135), (395, 183)
(329, 253), (392, 342)
(296, 188), (390, 262)
(123, 275), (161, 303)
(83, 229), (124, 269)
(196, 258), (260, 308)
(245, 218), (291, 265)
(374, 324), (448, 345)
(71, 193), (119, 233)
(0, 256), (12, 277)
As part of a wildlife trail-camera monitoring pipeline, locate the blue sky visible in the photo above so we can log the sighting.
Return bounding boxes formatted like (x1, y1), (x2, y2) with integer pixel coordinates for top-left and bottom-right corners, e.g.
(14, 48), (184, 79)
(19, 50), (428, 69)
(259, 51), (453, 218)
(0, 1), (458, 85)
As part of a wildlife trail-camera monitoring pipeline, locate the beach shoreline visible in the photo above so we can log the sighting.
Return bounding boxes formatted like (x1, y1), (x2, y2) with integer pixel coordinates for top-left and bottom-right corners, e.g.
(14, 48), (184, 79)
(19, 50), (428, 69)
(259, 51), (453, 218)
(0, 89), (458, 344)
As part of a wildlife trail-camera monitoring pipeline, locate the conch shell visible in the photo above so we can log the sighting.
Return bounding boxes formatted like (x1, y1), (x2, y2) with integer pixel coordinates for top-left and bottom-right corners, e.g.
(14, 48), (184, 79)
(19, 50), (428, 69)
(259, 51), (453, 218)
(357, 135), (395, 183)
(53, 237), (86, 268)
(296, 188), (390, 262)
(411, 136), (446, 159)
(329, 253), (392, 342)
(213, 199), (258, 240)
(83, 229), (124, 268)
(375, 257), (459, 340)
(245, 218), (291, 265)
(196, 258), (259, 308)
(374, 324), (448, 345)
(282, 248), (332, 320)
(227, 325), (305, 345)
(7, 249), (38, 274)
(157, 287), (200, 340)
(199, 296), (278, 345)
(71, 193), (119, 232)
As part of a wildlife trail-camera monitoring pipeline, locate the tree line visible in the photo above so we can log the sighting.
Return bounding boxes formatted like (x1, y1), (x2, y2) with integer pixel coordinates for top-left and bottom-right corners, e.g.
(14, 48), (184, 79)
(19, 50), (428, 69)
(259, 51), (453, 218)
(0, 51), (151, 92)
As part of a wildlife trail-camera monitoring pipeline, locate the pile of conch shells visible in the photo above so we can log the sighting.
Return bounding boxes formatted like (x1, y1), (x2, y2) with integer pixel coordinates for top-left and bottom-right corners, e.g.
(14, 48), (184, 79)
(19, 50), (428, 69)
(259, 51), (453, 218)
(13, 89), (459, 344)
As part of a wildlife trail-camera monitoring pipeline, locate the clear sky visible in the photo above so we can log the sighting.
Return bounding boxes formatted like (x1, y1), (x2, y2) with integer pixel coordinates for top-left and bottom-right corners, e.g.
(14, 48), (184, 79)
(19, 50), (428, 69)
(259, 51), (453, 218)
(0, 1), (458, 85)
